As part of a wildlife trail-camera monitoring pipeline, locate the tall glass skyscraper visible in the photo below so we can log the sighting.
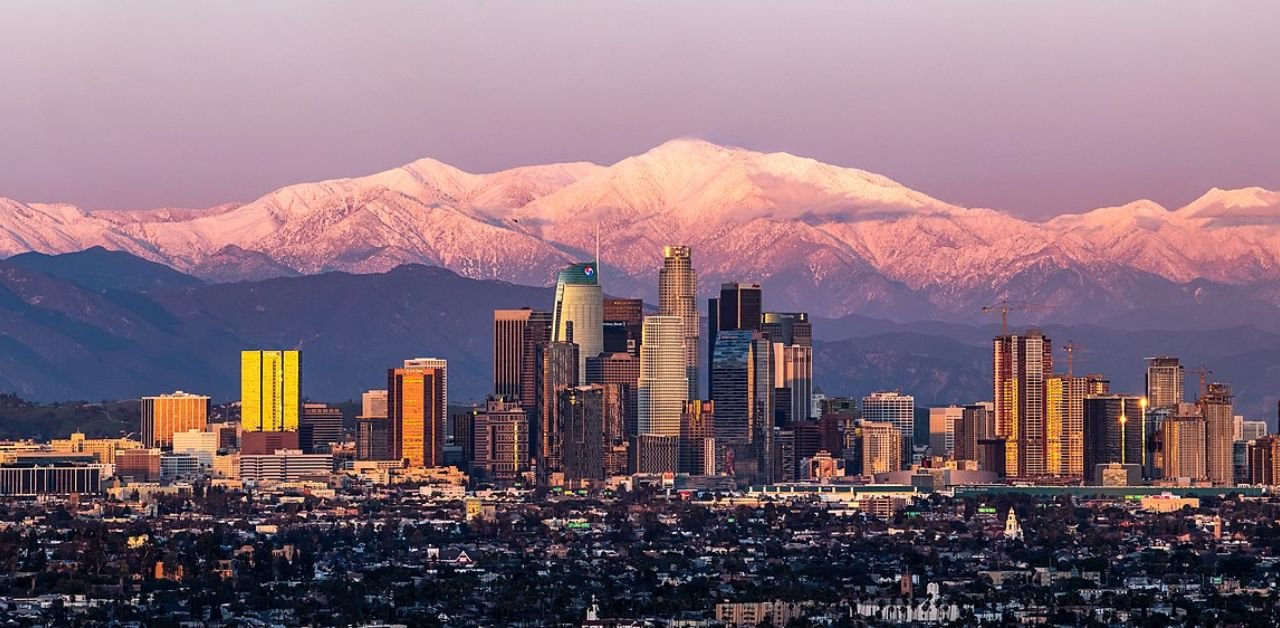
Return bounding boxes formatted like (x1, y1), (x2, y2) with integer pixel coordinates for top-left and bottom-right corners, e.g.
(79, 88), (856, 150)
(710, 330), (773, 445)
(552, 262), (603, 384)
(659, 245), (700, 399)
(1082, 394), (1145, 483)
(707, 283), (762, 398)
(638, 315), (688, 438)
(241, 350), (300, 432)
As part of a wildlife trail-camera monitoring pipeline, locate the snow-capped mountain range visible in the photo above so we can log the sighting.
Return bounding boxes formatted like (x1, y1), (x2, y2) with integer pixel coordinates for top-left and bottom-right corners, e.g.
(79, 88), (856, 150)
(3, 138), (1279, 323)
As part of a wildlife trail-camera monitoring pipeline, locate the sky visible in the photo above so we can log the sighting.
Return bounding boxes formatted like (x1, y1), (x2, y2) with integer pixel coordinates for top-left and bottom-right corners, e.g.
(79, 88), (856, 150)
(1, 1), (1277, 219)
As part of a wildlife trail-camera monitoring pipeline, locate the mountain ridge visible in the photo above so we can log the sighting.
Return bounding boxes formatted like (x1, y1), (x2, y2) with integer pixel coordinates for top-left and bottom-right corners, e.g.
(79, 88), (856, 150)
(3, 138), (1280, 324)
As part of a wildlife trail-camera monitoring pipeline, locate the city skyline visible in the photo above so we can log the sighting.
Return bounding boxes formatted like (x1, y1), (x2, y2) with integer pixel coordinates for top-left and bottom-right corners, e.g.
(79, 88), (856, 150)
(4, 3), (1280, 624)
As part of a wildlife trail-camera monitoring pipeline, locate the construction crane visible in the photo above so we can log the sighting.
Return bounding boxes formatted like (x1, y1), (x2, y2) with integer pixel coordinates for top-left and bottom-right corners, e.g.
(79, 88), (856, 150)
(981, 299), (1046, 337)
(1189, 365), (1214, 401)
(1063, 340), (1084, 378)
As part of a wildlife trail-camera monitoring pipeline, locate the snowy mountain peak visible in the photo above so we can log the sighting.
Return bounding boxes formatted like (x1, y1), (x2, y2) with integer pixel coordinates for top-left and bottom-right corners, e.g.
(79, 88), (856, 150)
(1177, 186), (1280, 222)
(2, 140), (1279, 320)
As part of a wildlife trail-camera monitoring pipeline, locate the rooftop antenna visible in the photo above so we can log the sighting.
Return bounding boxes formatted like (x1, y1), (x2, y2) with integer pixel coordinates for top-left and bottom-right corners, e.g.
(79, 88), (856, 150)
(595, 221), (601, 284)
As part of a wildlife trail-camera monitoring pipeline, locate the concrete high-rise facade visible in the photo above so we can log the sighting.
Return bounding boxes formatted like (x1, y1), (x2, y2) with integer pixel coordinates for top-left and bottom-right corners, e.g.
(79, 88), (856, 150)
(552, 262), (603, 384)
(494, 308), (549, 400)
(1083, 394), (1145, 483)
(862, 391), (915, 447)
(1162, 411), (1207, 481)
(1247, 435), (1280, 485)
(518, 310), (554, 417)
(993, 331), (1052, 477)
(470, 396), (529, 481)
(1202, 382), (1235, 485)
(241, 350), (300, 432)
(300, 403), (343, 454)
(141, 391), (210, 449)
(603, 297), (643, 356)
(560, 385), (625, 484)
(586, 352), (639, 438)
(1145, 356), (1184, 411)
(680, 400), (716, 475)
(761, 312), (813, 347)
(1046, 374), (1109, 478)
(357, 389), (391, 461)
(361, 390), (388, 419)
(953, 403), (993, 463)
(855, 421), (902, 476)
(928, 406), (964, 458)
(772, 343), (813, 426)
(638, 316), (688, 438)
(389, 358), (448, 468)
(659, 245), (700, 399)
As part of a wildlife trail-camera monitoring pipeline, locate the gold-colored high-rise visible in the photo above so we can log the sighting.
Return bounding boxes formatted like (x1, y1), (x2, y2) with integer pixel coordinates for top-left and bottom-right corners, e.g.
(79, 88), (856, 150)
(390, 358), (448, 468)
(241, 350), (300, 432)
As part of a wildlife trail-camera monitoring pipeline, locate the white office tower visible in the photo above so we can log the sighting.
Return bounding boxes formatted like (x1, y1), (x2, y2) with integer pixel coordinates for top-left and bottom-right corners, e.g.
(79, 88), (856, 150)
(552, 262), (603, 384)
(638, 316), (689, 437)
(862, 390), (916, 443)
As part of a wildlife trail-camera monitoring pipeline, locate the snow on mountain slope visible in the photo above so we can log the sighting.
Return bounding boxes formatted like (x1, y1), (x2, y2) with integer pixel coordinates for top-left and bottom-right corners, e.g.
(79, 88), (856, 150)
(2, 139), (1279, 320)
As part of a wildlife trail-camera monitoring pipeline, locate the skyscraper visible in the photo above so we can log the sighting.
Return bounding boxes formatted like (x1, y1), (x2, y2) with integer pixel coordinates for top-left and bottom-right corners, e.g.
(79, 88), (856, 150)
(1162, 410), (1207, 481)
(710, 330), (773, 445)
(299, 403), (343, 454)
(761, 312), (813, 347)
(1082, 394), (1145, 483)
(993, 331), (1052, 477)
(680, 400), (715, 475)
(1046, 373), (1109, 478)
(953, 403), (993, 463)
(1247, 435), (1280, 485)
(535, 340), (578, 475)
(771, 342), (814, 426)
(470, 396), (529, 481)
(862, 391), (915, 449)
(928, 406), (964, 458)
(603, 297), (643, 356)
(853, 421), (902, 476)
(356, 389), (392, 460)
(519, 310), (554, 416)
(707, 283), (763, 398)
(638, 316), (688, 438)
(552, 262), (603, 384)
(389, 358), (448, 468)
(560, 384), (624, 485)
(1145, 356), (1184, 411)
(494, 308), (548, 400)
(659, 245), (700, 399)
(1202, 382), (1235, 485)
(141, 391), (210, 449)
(241, 350), (300, 432)
(585, 352), (639, 438)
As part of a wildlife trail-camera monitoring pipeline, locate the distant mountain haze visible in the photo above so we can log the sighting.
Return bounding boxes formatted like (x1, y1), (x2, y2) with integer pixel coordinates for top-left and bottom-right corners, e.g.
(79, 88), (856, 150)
(2, 140), (1280, 325)
(0, 248), (1277, 423)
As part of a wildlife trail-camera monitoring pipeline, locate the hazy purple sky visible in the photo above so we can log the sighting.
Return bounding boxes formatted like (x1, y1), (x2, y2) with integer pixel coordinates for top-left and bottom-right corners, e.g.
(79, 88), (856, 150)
(1, 1), (1277, 219)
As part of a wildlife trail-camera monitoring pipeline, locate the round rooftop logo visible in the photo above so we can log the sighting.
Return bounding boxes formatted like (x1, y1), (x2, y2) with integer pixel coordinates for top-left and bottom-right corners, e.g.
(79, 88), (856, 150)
(583, 266), (594, 277)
